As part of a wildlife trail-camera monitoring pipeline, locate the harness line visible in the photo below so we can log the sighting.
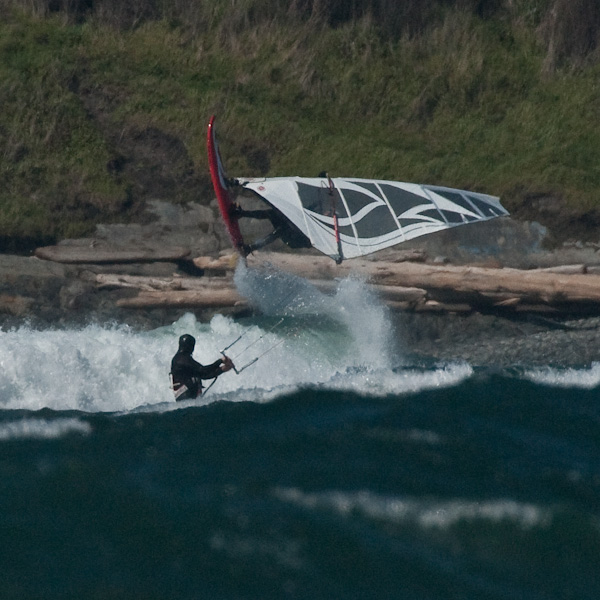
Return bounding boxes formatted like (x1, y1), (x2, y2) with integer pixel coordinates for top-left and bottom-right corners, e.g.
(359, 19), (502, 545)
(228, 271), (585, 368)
(230, 318), (284, 361)
(203, 318), (288, 395)
(236, 338), (286, 373)
(204, 336), (287, 396)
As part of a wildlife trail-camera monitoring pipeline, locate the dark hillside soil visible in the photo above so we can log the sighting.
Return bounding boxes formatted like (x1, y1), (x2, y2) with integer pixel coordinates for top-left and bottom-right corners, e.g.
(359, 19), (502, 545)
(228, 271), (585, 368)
(77, 80), (212, 208)
(507, 192), (600, 248)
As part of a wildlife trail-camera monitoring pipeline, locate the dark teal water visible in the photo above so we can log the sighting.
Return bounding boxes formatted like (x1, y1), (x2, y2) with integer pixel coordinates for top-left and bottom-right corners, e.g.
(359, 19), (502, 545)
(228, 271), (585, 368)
(2, 265), (599, 599)
(2, 372), (599, 600)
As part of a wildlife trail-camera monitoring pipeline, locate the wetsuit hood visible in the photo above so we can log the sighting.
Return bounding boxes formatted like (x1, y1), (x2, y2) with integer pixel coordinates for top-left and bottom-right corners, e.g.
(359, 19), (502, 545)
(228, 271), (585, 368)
(178, 334), (196, 354)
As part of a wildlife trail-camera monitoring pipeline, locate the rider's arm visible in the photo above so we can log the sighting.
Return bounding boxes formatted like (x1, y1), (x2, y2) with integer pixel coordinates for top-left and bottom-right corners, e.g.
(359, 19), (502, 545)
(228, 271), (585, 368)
(185, 356), (226, 380)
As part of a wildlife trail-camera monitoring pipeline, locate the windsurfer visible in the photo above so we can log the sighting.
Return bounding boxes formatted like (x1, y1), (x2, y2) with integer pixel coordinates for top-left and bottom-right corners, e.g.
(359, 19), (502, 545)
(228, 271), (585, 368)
(231, 204), (311, 254)
(170, 334), (234, 401)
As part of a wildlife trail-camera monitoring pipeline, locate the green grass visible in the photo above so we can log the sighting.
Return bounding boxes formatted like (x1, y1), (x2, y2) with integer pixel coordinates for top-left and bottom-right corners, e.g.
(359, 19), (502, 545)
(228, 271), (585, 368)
(0, 14), (129, 248)
(0, 1), (599, 250)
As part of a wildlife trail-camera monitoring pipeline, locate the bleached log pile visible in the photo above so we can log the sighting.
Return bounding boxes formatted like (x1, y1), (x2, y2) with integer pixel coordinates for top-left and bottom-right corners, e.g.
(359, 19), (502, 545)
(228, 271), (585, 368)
(245, 253), (600, 312)
(116, 288), (246, 309)
(84, 251), (600, 315)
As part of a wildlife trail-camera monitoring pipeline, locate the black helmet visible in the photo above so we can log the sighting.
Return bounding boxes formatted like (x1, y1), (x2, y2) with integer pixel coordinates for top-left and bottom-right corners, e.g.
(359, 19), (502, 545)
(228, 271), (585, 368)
(178, 334), (196, 353)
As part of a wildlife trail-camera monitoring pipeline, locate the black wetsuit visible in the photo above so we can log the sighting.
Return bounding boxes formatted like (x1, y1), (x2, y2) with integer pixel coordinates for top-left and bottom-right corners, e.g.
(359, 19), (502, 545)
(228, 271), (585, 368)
(237, 208), (311, 251)
(170, 352), (225, 401)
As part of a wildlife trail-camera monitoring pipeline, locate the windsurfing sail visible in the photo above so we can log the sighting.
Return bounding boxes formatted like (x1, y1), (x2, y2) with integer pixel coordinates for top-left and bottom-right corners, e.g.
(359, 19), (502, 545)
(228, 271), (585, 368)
(207, 116), (509, 262)
(238, 176), (509, 261)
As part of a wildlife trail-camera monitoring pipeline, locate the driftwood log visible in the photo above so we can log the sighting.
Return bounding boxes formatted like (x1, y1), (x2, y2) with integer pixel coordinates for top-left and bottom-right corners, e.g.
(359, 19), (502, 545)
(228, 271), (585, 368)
(102, 272), (427, 310)
(116, 289), (247, 309)
(245, 253), (600, 311)
(82, 251), (600, 315)
(95, 274), (235, 292)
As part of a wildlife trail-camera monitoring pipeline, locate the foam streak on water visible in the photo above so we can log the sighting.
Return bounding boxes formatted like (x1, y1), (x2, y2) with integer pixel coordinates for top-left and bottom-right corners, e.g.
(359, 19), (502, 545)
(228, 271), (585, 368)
(524, 362), (600, 388)
(0, 417), (91, 441)
(274, 487), (552, 530)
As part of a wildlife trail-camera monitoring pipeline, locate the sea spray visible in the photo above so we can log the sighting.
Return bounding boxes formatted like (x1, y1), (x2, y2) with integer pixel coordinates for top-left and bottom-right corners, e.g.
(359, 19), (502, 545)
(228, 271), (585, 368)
(333, 276), (396, 368)
(0, 314), (349, 412)
(232, 259), (329, 316)
(233, 260), (397, 368)
(0, 262), (464, 412)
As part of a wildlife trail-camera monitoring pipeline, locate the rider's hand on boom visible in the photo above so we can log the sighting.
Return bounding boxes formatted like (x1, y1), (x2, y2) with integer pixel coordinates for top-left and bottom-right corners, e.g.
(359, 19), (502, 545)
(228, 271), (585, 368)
(220, 353), (236, 374)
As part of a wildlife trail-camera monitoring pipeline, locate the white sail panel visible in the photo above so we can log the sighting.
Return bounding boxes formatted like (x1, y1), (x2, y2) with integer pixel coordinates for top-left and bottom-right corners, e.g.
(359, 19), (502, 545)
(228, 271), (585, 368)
(240, 177), (509, 261)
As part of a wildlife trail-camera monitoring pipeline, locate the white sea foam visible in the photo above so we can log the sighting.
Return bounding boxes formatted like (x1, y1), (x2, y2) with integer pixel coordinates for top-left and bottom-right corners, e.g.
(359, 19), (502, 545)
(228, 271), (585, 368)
(324, 362), (473, 397)
(0, 417), (91, 441)
(0, 309), (471, 413)
(524, 362), (600, 388)
(274, 487), (551, 530)
(0, 262), (472, 412)
(0, 323), (175, 412)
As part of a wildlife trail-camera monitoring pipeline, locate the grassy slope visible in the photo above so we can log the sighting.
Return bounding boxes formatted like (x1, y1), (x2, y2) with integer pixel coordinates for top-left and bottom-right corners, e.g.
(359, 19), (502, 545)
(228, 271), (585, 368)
(0, 3), (599, 250)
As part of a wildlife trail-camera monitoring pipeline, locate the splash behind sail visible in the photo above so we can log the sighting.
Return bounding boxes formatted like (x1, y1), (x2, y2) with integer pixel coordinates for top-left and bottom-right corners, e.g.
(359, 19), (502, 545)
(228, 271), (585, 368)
(239, 177), (509, 261)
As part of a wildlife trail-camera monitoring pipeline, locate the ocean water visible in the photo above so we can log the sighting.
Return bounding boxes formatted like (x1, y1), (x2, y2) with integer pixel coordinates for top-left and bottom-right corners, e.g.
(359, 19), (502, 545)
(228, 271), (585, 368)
(1, 263), (599, 599)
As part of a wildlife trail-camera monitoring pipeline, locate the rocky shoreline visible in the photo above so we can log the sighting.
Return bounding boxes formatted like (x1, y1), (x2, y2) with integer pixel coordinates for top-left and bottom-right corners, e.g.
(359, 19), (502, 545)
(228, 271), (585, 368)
(3, 200), (600, 367)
